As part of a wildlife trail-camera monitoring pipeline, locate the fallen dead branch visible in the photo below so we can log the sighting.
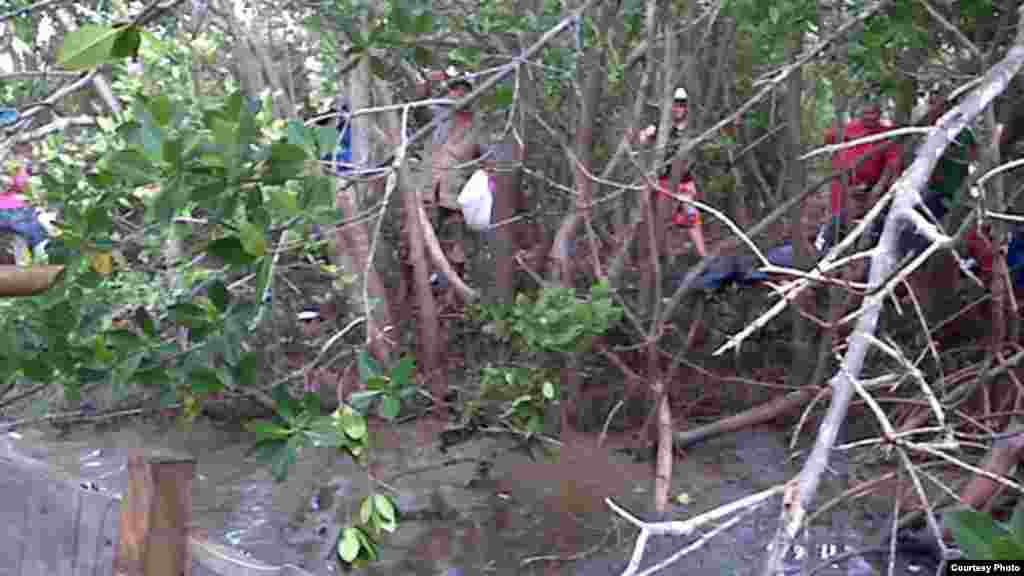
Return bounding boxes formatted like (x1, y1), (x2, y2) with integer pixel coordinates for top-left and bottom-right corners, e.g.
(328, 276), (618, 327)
(606, 484), (784, 576)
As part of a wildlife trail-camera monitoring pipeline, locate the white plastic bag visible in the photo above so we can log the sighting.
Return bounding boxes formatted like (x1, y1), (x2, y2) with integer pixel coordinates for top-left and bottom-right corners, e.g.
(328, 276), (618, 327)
(457, 169), (493, 231)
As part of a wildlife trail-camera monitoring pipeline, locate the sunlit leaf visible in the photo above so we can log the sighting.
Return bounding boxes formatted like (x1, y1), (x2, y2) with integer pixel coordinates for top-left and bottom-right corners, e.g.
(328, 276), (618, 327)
(542, 380), (556, 400)
(373, 494), (396, 523)
(336, 405), (367, 440)
(57, 25), (122, 70)
(303, 418), (349, 448)
(360, 496), (374, 524)
(337, 527), (361, 562)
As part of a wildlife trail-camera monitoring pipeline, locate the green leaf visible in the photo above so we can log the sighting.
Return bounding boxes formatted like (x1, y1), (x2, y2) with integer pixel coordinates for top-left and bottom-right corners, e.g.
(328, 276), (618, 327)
(189, 366), (224, 394)
(254, 255), (273, 304)
(542, 380), (556, 400)
(360, 496), (374, 524)
(336, 406), (367, 440)
(239, 222), (267, 257)
(303, 418), (349, 448)
(110, 26), (142, 59)
(286, 120), (309, 147)
(365, 375), (389, 391)
(57, 25), (122, 70)
(412, 45), (433, 67)
(373, 493), (396, 523)
(990, 535), (1024, 560)
(207, 280), (229, 312)
(266, 142), (308, 184)
(337, 527), (362, 563)
(148, 94), (175, 127)
(134, 307), (157, 338)
(152, 176), (183, 222)
(268, 188), (300, 217)
(191, 180), (227, 204)
(135, 365), (170, 388)
(1011, 500), (1024, 542)
(167, 302), (207, 329)
(378, 396), (401, 421)
(109, 149), (156, 185)
(390, 356), (415, 388)
(358, 349), (382, 382)
(315, 126), (339, 158)
(946, 508), (1009, 560)
(413, 12), (433, 34)
(105, 329), (144, 351)
(207, 236), (257, 266)
(234, 351), (258, 385)
(348, 390), (383, 413)
(247, 419), (292, 440)
(486, 85), (515, 109)
(270, 436), (302, 482)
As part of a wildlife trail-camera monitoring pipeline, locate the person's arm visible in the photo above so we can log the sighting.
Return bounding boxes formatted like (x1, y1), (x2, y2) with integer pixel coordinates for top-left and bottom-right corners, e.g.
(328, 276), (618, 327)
(626, 124), (657, 147)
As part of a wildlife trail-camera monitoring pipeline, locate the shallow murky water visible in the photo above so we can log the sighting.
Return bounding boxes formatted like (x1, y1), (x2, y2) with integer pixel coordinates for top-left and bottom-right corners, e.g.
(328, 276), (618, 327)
(0, 415), (936, 576)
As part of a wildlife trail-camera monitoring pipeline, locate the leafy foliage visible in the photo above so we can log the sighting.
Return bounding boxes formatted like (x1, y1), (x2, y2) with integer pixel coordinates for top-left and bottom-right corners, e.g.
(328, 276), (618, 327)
(946, 506), (1024, 561)
(468, 282), (622, 437)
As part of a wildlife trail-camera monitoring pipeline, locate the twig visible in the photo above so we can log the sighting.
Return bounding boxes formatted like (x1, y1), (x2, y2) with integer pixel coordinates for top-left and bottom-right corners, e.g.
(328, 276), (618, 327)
(0, 403), (183, 432)
(0, 382), (50, 409)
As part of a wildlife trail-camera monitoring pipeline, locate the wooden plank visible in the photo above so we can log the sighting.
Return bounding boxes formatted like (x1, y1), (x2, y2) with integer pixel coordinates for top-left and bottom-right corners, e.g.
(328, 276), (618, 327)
(116, 451), (152, 576)
(145, 455), (195, 576)
(117, 449), (196, 576)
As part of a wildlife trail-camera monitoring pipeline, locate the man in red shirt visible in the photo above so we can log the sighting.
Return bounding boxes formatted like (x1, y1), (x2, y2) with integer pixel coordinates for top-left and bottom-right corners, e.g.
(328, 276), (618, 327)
(815, 99), (904, 253)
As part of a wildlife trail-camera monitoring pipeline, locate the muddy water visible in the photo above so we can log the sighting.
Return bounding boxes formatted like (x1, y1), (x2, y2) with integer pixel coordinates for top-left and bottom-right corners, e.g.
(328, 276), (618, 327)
(0, 415), (931, 576)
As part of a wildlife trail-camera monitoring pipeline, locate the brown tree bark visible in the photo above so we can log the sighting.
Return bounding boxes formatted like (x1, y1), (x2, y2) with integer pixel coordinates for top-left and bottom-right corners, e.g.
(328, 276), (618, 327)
(491, 137), (524, 304)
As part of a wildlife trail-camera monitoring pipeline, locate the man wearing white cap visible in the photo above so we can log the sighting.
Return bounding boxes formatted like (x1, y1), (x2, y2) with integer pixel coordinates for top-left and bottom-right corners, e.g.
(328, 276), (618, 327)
(632, 86), (707, 257)
(414, 66), (486, 305)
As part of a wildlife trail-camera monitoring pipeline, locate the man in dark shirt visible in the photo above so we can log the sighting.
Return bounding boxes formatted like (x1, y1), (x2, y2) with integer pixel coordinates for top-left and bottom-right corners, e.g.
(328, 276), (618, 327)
(634, 87), (706, 257)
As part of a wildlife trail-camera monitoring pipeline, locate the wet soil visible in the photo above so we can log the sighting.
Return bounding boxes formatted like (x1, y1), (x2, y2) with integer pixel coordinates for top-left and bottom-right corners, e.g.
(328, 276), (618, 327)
(0, 408), (942, 576)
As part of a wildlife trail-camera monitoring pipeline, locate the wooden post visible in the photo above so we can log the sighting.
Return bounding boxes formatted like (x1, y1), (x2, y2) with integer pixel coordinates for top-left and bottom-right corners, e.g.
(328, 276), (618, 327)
(0, 265), (65, 296)
(116, 449), (196, 576)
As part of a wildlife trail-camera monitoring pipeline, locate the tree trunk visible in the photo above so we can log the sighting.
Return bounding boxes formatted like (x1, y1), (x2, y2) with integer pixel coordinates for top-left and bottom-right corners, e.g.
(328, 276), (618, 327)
(492, 137), (524, 304)
(783, 31), (811, 390)
(329, 23), (393, 367)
